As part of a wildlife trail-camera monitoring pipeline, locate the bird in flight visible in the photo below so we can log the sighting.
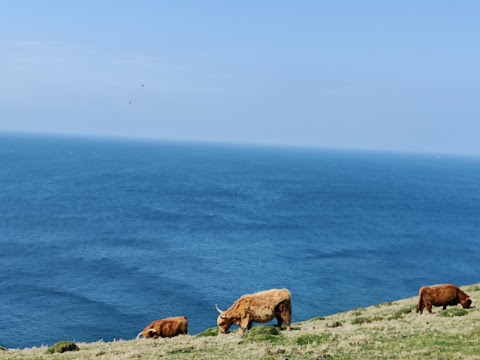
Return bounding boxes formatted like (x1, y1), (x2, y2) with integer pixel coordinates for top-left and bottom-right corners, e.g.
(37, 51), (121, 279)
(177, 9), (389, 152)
(128, 84), (143, 104)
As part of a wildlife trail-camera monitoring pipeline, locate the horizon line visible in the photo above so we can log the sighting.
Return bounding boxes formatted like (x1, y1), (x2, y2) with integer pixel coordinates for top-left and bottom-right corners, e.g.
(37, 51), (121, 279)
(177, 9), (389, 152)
(1, 129), (479, 159)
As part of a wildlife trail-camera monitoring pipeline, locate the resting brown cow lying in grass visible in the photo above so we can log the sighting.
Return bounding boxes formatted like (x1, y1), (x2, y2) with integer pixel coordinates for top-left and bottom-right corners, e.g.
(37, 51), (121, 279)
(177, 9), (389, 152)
(416, 284), (472, 314)
(136, 316), (188, 339)
(216, 288), (292, 335)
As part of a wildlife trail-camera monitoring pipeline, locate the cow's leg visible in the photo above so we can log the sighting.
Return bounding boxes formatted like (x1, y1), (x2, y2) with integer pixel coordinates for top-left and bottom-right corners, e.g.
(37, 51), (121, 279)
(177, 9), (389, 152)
(273, 304), (283, 328)
(278, 301), (291, 331)
(275, 314), (283, 328)
(427, 302), (433, 314)
(417, 299), (425, 314)
(442, 305), (447, 310)
(416, 301), (424, 314)
(240, 317), (251, 335)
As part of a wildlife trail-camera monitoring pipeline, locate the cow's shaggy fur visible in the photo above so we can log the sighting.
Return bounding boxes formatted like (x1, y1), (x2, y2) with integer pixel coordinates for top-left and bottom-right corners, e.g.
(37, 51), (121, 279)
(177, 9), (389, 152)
(216, 288), (292, 335)
(136, 316), (188, 339)
(416, 284), (472, 314)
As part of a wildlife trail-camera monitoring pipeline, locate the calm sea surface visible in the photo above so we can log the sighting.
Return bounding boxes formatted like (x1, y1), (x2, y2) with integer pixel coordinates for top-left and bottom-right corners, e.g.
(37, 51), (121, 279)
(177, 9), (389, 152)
(1, 133), (480, 348)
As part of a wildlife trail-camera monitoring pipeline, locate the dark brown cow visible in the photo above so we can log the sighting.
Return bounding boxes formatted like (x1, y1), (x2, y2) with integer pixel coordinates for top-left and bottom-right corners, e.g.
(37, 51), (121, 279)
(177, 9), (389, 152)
(416, 284), (472, 314)
(216, 288), (292, 335)
(136, 316), (188, 339)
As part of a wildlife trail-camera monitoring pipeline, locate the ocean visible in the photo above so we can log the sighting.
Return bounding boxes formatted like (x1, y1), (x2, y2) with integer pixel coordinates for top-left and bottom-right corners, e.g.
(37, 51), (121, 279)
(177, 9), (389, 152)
(1, 133), (479, 349)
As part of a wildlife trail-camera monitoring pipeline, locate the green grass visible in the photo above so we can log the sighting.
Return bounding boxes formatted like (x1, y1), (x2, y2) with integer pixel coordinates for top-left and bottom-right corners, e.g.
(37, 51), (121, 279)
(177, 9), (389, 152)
(45, 341), (79, 354)
(295, 333), (331, 346)
(437, 308), (469, 317)
(242, 326), (284, 343)
(351, 316), (371, 325)
(352, 308), (366, 316)
(389, 305), (415, 320)
(196, 327), (219, 337)
(1, 283), (479, 359)
(350, 316), (384, 325)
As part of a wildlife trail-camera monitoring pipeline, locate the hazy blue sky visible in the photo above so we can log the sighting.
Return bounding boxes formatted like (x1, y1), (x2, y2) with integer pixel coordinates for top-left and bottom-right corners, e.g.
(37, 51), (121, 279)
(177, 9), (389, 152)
(1, 1), (479, 154)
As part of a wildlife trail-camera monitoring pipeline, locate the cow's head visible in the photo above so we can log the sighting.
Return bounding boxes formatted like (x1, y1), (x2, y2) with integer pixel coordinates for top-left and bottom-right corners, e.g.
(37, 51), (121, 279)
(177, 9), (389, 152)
(137, 328), (158, 339)
(461, 296), (472, 309)
(216, 304), (233, 334)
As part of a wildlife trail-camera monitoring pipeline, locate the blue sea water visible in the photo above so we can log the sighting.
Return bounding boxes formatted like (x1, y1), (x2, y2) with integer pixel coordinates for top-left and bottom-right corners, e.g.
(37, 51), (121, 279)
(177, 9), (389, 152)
(1, 133), (480, 349)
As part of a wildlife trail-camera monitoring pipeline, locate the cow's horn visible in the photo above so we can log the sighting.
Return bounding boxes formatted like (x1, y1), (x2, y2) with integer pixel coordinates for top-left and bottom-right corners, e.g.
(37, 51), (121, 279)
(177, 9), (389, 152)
(136, 332), (143, 339)
(148, 329), (157, 334)
(215, 304), (225, 314)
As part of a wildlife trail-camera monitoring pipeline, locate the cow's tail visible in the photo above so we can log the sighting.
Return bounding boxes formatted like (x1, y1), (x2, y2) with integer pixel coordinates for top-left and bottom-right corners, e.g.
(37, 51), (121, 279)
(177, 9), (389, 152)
(416, 288), (423, 313)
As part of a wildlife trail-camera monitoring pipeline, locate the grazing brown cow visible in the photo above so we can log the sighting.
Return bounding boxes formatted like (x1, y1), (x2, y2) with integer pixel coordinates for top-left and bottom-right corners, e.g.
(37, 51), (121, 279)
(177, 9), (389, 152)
(136, 316), (188, 339)
(216, 288), (292, 335)
(416, 284), (472, 314)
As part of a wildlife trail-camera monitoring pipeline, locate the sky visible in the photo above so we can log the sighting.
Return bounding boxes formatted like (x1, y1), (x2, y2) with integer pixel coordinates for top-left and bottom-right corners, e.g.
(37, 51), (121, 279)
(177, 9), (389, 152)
(1, 1), (479, 155)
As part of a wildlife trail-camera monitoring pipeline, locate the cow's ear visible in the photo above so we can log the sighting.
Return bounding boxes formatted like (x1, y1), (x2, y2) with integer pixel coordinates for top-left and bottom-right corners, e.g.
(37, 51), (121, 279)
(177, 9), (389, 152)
(148, 329), (157, 334)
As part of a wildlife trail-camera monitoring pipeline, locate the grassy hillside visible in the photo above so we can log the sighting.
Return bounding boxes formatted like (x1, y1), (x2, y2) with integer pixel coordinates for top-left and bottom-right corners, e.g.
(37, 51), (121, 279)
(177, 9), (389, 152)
(2, 283), (480, 360)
